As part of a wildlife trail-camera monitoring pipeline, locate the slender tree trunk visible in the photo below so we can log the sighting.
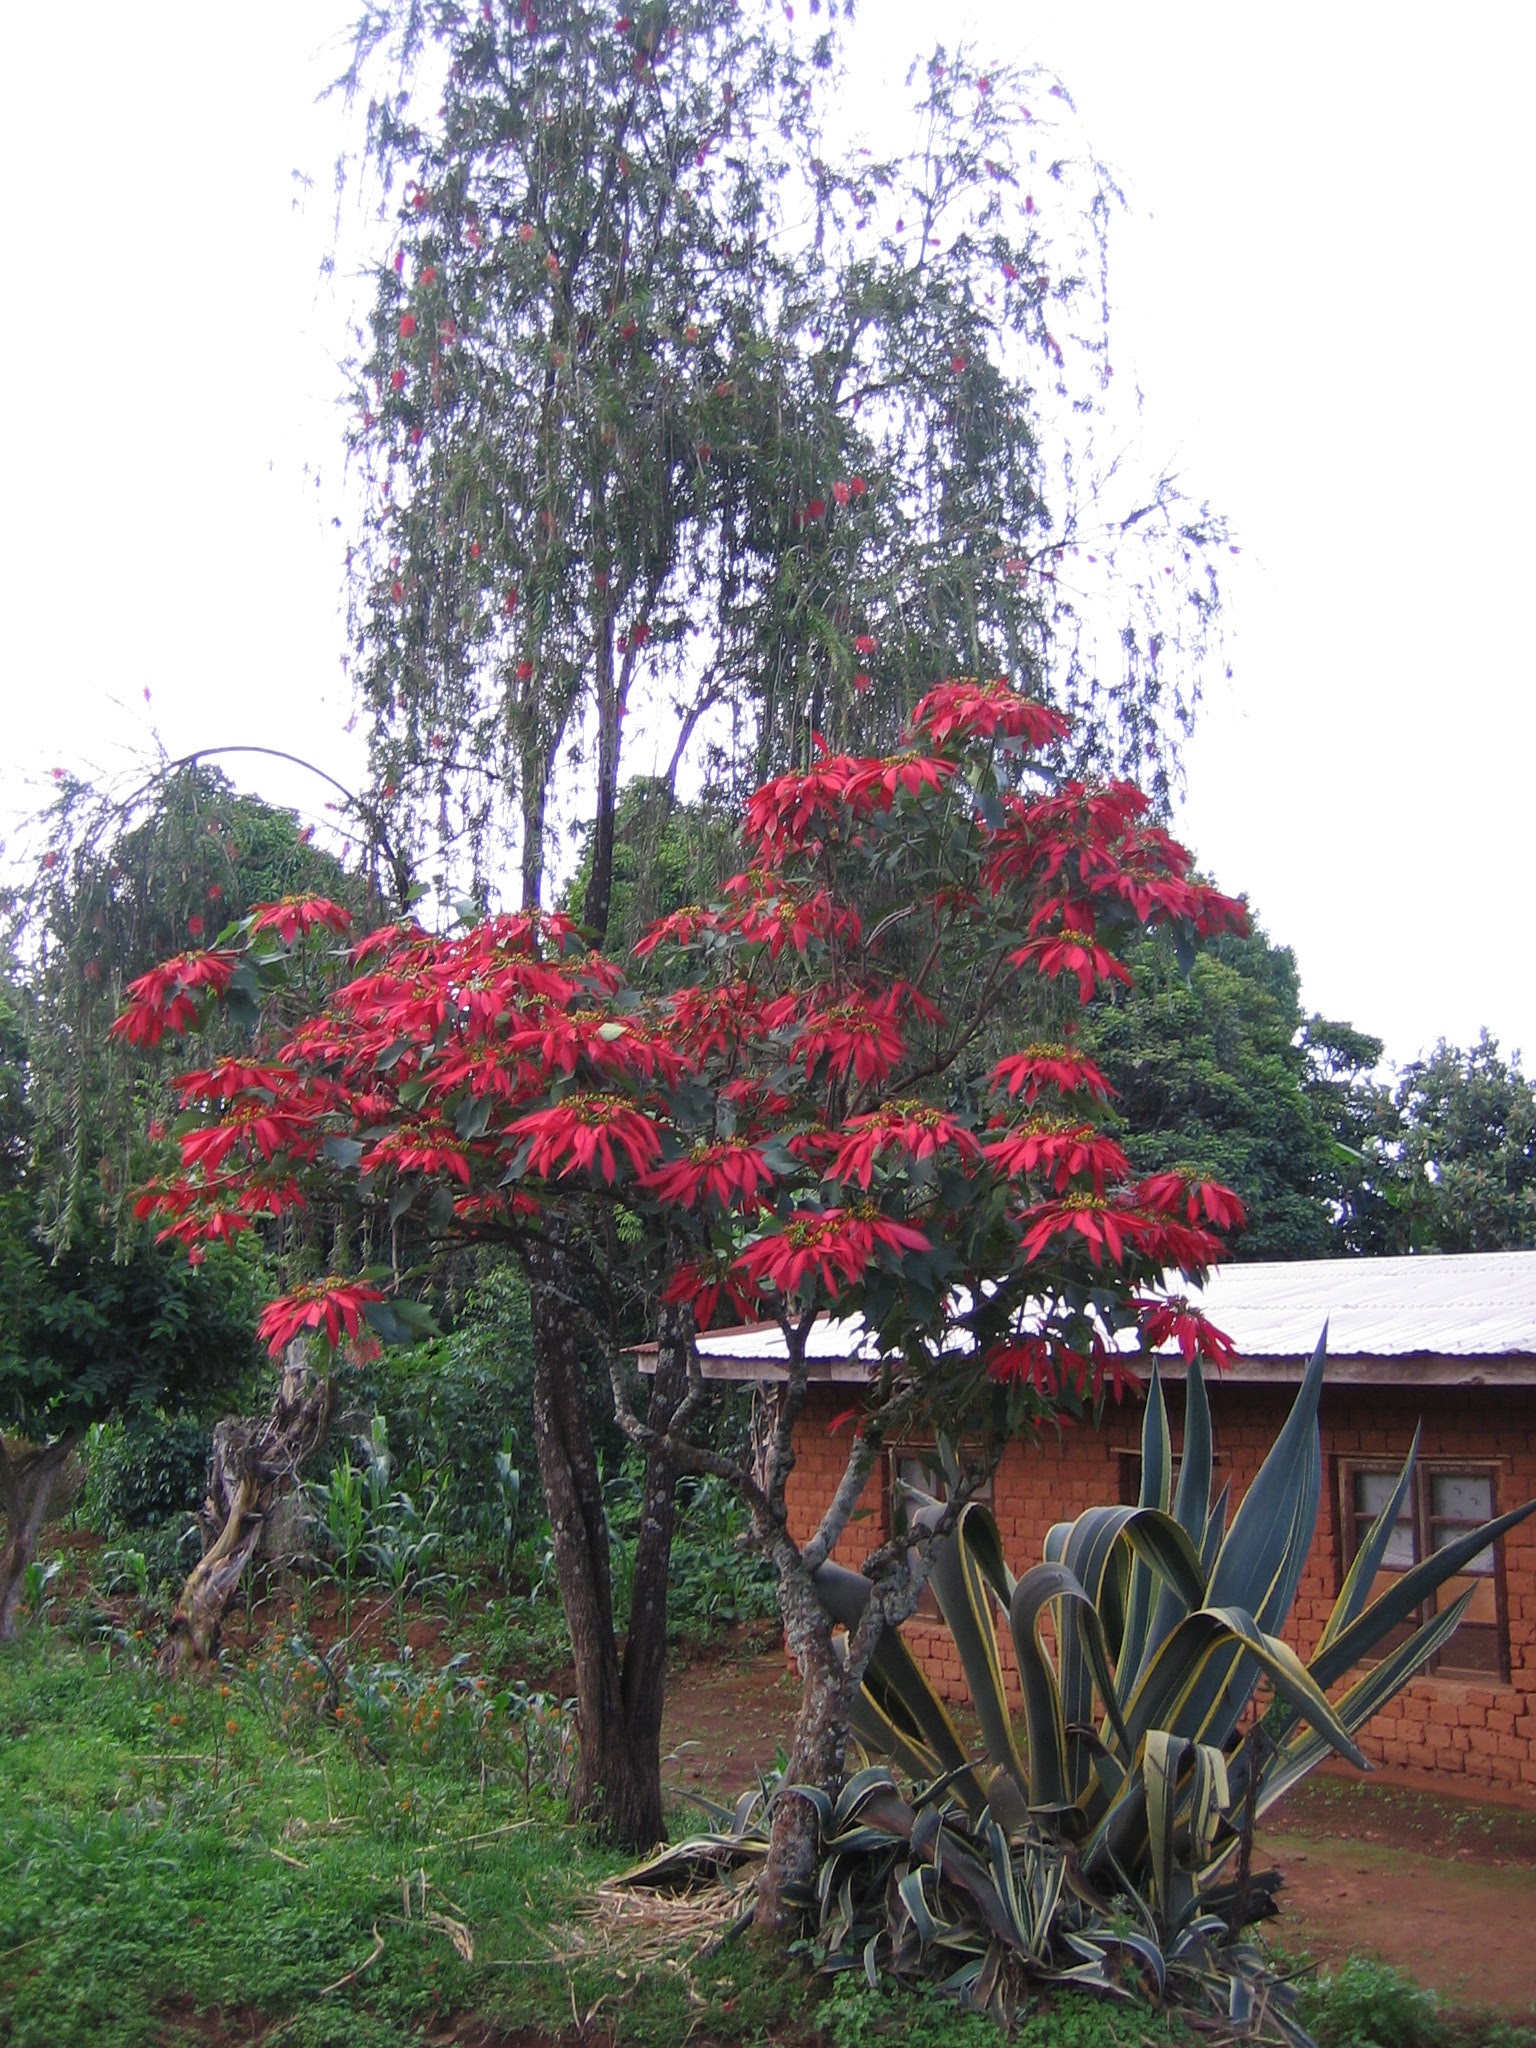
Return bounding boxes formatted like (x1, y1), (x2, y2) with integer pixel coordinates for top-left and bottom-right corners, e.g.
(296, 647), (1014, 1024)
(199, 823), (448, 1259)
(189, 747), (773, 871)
(526, 1231), (675, 1849)
(754, 1553), (859, 1934)
(581, 619), (621, 945)
(617, 1298), (688, 1830)
(159, 1344), (333, 1676)
(518, 729), (554, 911)
(0, 1433), (79, 1639)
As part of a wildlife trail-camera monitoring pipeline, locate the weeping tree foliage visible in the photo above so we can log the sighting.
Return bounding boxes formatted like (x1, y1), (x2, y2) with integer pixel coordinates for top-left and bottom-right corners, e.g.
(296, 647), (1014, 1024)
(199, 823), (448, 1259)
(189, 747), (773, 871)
(340, 0), (1230, 936)
(11, 760), (375, 1249)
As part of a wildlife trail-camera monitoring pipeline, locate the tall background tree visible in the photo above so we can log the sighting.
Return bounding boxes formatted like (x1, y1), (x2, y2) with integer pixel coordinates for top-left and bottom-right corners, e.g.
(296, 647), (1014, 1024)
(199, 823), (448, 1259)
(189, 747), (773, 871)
(340, 0), (1230, 936)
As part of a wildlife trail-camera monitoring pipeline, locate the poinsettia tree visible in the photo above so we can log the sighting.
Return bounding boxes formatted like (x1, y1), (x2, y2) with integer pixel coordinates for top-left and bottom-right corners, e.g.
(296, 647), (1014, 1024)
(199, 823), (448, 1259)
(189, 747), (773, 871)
(118, 677), (1246, 1886)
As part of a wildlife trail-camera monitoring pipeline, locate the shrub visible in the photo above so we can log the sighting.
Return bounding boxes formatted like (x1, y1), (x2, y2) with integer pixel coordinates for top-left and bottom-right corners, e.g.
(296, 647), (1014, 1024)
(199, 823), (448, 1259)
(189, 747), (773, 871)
(1296, 1958), (1443, 2048)
(83, 1412), (208, 1536)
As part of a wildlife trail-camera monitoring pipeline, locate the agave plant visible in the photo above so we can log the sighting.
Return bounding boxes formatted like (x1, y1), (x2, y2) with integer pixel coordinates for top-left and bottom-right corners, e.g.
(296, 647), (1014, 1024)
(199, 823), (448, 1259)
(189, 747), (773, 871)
(816, 1328), (1536, 1929)
(619, 1333), (1534, 2039)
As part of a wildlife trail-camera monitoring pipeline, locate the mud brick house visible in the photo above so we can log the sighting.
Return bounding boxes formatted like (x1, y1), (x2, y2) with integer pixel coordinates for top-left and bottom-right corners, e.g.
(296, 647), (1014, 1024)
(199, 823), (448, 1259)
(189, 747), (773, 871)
(685, 1252), (1536, 1801)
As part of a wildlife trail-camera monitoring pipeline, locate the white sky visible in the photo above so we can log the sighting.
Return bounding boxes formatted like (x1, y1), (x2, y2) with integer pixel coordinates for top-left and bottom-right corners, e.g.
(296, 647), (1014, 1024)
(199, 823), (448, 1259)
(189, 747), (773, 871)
(3, 1), (1532, 1070)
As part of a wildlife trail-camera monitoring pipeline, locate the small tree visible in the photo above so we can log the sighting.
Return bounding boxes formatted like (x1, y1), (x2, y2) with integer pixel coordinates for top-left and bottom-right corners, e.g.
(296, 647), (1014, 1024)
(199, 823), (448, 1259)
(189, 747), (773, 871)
(121, 677), (1245, 1882)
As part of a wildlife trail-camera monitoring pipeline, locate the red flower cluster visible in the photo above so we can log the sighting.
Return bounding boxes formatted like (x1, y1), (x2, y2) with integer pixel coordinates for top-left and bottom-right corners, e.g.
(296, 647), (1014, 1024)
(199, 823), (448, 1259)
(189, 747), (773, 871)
(257, 1279), (384, 1356)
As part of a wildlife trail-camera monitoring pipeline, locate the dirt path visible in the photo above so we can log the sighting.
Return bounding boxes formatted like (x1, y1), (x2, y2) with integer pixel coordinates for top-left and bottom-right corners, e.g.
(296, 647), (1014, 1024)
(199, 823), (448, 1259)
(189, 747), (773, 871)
(661, 1652), (1536, 2018)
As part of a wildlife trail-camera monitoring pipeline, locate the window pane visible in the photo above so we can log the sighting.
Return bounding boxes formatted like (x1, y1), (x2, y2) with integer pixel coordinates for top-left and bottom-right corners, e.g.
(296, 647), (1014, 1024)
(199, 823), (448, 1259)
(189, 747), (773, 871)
(1429, 1471), (1495, 1574)
(1354, 1470), (1415, 1568)
(1431, 1472), (1492, 1522)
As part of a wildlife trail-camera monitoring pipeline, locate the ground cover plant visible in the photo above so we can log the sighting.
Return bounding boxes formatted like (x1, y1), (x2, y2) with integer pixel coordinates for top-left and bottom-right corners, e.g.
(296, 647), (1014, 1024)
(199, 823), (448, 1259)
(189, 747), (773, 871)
(0, 1623), (1204, 2048)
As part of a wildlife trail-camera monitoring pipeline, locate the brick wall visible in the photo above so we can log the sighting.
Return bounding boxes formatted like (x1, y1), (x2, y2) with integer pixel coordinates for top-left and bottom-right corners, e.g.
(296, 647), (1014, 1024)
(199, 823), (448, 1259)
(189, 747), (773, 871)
(786, 1378), (1536, 1800)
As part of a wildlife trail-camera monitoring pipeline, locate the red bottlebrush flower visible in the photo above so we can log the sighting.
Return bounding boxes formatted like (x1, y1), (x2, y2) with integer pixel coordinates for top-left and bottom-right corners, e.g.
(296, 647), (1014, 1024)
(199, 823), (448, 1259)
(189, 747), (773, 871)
(390, 580), (405, 602)
(399, 314), (418, 338)
(849, 475), (867, 496)
(640, 1138), (776, 1210)
(508, 1093), (663, 1182)
(909, 677), (1069, 751)
(390, 369), (406, 392)
(853, 672), (871, 694)
(186, 915), (205, 938)
(1009, 916), (1132, 1005)
(519, 222), (535, 244)
(1001, 259), (1020, 281)
(790, 992), (906, 1087)
(950, 353), (967, 374)
(807, 497), (826, 520)
(41, 849), (57, 868)
(207, 884), (223, 901)
(393, 249), (404, 275)
(504, 586), (519, 613)
(826, 1102), (982, 1189)
(732, 1207), (930, 1301)
(516, 659), (534, 682)
(983, 1117), (1129, 1194)
(257, 1278), (385, 1356)
(247, 896), (353, 945)
(469, 541), (481, 559)
(1134, 1293), (1236, 1371)
(832, 480), (850, 507)
(111, 950), (239, 1047)
(628, 621), (650, 646)
(990, 1043), (1113, 1107)
(853, 633), (877, 655)
(420, 265), (437, 285)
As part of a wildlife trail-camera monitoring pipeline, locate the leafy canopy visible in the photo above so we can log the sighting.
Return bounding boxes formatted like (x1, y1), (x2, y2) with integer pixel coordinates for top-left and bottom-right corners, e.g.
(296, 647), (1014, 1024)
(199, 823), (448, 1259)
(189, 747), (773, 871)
(120, 676), (1247, 1448)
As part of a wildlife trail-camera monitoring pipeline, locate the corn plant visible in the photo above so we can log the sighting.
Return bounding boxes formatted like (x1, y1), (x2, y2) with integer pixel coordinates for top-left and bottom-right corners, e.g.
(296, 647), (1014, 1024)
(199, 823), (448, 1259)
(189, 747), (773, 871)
(819, 1328), (1536, 1932)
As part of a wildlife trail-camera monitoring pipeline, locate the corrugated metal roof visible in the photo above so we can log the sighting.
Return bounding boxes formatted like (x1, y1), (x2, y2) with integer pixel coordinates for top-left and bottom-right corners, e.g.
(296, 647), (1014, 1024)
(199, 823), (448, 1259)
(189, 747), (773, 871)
(686, 1252), (1536, 1377)
(1185, 1251), (1536, 1358)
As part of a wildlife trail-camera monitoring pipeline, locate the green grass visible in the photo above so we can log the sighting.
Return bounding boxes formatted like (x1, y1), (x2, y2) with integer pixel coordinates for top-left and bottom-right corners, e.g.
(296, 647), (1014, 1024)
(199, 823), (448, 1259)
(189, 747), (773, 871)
(0, 1629), (803, 2047)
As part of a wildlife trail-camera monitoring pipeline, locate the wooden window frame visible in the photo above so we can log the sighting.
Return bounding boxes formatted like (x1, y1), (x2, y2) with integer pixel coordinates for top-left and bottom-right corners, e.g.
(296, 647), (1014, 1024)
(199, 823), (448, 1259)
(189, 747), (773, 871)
(1335, 1457), (1509, 1682)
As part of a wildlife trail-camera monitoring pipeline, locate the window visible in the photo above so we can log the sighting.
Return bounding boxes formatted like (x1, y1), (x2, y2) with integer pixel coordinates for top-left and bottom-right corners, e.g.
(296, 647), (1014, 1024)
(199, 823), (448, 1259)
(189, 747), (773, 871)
(888, 1449), (992, 1620)
(1339, 1461), (1506, 1679)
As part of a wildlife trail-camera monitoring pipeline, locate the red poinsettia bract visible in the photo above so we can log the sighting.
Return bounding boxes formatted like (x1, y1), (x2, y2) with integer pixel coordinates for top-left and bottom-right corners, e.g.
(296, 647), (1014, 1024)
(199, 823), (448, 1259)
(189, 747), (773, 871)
(909, 676), (1069, 751)
(982, 1118), (1130, 1194)
(990, 1044), (1113, 1107)
(786, 992), (907, 1087)
(509, 1093), (664, 1182)
(732, 1208), (930, 1300)
(246, 896), (354, 944)
(111, 951), (240, 1047)
(1134, 1294), (1236, 1370)
(826, 1102), (982, 1188)
(256, 1278), (385, 1356)
(640, 1139), (777, 1210)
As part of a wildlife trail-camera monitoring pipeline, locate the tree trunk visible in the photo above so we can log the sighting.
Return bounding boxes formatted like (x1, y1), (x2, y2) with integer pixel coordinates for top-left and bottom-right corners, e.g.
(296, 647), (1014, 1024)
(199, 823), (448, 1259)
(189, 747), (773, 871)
(0, 1433), (80, 1639)
(617, 1298), (689, 1833)
(581, 620), (621, 945)
(753, 1555), (859, 1934)
(526, 1232), (679, 1851)
(159, 1344), (333, 1676)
